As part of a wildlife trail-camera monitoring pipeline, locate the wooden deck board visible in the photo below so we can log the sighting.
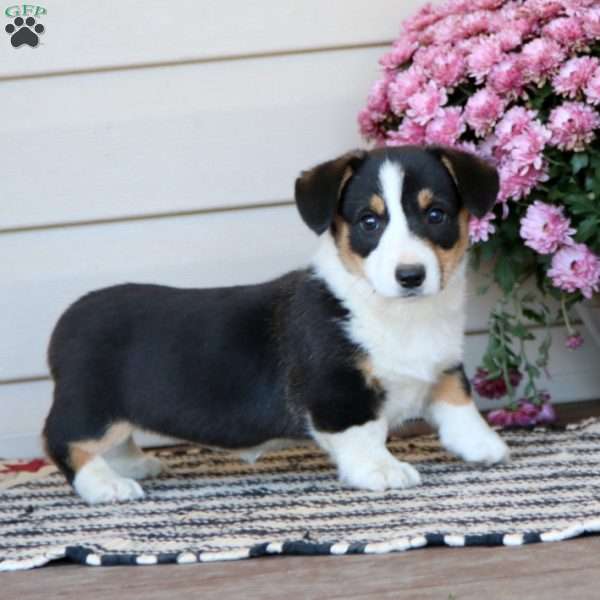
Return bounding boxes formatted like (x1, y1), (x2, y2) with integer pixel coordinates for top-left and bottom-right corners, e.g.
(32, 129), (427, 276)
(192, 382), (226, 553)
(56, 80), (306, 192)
(3, 537), (600, 599)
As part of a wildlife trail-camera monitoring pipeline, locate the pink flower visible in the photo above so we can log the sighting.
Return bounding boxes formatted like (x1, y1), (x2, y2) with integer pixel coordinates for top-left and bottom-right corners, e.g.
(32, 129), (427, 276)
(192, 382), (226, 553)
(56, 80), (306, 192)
(584, 67), (600, 105)
(419, 46), (466, 88)
(494, 107), (541, 146)
(458, 11), (493, 38)
(406, 82), (447, 125)
(536, 401), (557, 425)
(565, 332), (584, 349)
(487, 408), (513, 427)
(521, 38), (565, 81)
(494, 30), (523, 52)
(388, 67), (426, 115)
(514, 401), (539, 427)
(473, 368), (522, 399)
(543, 16), (585, 46)
(553, 57), (600, 98)
(469, 212), (496, 243)
(548, 242), (600, 299)
(403, 4), (443, 33)
(466, 37), (503, 82)
(464, 88), (505, 136)
(583, 6), (600, 38)
(365, 76), (391, 115)
(498, 161), (549, 203)
(520, 201), (575, 254)
(547, 101), (600, 151)
(357, 108), (382, 141)
(379, 38), (419, 71)
(425, 107), (465, 146)
(385, 118), (426, 146)
(488, 56), (525, 96)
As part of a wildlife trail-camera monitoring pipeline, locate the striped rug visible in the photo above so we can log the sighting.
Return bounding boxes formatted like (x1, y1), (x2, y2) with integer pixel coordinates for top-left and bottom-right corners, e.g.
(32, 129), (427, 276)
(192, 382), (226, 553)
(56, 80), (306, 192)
(1, 419), (600, 571)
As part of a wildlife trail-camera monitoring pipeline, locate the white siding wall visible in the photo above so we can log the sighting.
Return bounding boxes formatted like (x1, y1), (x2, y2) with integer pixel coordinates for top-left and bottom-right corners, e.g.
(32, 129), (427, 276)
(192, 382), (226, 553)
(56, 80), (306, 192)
(1, 1), (598, 457)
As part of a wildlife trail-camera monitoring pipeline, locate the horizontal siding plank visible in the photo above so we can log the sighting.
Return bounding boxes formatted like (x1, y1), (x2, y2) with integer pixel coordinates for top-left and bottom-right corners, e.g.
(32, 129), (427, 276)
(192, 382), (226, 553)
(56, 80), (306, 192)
(2, 329), (598, 458)
(1, 47), (382, 230)
(0, 0), (423, 80)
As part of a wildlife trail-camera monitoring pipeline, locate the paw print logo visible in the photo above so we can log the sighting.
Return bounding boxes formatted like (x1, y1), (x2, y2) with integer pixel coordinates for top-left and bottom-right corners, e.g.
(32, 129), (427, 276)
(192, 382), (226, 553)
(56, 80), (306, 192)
(5, 16), (44, 48)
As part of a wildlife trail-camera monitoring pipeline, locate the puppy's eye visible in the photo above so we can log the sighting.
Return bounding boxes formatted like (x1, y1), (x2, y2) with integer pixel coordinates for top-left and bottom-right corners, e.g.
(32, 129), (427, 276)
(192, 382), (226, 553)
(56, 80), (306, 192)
(359, 213), (381, 232)
(426, 208), (447, 225)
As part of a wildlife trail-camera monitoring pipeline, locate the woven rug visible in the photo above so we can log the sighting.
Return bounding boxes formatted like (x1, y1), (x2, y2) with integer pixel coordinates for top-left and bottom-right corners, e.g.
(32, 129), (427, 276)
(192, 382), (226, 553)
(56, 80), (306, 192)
(2, 419), (600, 571)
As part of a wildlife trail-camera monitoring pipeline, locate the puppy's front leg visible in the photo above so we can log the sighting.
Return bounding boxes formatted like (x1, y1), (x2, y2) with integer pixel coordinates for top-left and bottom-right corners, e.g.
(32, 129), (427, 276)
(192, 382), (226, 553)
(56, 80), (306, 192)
(312, 418), (421, 492)
(427, 365), (509, 464)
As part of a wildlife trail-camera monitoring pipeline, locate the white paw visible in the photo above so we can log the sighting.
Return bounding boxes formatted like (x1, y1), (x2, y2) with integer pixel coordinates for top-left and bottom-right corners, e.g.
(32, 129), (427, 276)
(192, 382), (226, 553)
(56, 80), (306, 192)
(110, 455), (164, 480)
(74, 458), (146, 504)
(340, 458), (421, 492)
(441, 426), (509, 465)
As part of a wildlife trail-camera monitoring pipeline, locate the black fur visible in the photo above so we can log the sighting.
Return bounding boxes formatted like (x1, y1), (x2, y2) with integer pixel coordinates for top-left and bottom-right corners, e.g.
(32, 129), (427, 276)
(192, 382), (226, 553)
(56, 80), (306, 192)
(428, 146), (499, 218)
(43, 272), (380, 481)
(295, 150), (366, 235)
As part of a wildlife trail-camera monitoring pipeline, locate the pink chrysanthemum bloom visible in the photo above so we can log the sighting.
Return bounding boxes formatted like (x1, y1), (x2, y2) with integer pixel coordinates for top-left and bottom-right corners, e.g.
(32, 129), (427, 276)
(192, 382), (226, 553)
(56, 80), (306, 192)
(357, 108), (383, 141)
(584, 67), (600, 105)
(583, 6), (600, 39)
(543, 16), (585, 46)
(379, 38), (419, 71)
(425, 107), (465, 146)
(406, 82), (447, 125)
(385, 118), (426, 146)
(519, 201), (575, 255)
(464, 88), (505, 136)
(521, 38), (565, 81)
(497, 161), (548, 203)
(547, 101), (600, 151)
(469, 212), (496, 243)
(419, 46), (466, 88)
(388, 67), (425, 115)
(553, 57), (600, 98)
(466, 37), (503, 83)
(488, 56), (525, 96)
(548, 242), (600, 299)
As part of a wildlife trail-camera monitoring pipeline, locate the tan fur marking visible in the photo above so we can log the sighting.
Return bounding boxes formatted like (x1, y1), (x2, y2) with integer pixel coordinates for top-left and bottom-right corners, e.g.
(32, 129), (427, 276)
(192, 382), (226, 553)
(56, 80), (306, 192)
(68, 422), (134, 472)
(70, 446), (93, 471)
(428, 209), (470, 287)
(334, 217), (366, 276)
(417, 189), (434, 210)
(357, 355), (382, 392)
(369, 194), (385, 215)
(440, 156), (458, 186)
(339, 166), (353, 198)
(431, 372), (472, 406)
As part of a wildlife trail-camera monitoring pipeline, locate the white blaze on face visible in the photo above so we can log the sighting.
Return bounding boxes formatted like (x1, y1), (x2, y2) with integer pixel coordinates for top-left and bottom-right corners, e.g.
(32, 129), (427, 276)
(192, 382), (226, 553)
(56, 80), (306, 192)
(364, 160), (441, 298)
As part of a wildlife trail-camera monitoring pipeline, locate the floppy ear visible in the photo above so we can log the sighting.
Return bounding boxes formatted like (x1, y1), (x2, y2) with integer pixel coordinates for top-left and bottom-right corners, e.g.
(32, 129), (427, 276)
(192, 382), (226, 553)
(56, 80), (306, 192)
(429, 146), (499, 218)
(295, 150), (367, 235)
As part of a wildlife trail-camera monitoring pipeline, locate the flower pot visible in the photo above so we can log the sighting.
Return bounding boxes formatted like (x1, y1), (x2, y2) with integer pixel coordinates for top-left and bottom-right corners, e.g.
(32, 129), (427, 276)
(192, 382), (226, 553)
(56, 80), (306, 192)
(575, 295), (600, 349)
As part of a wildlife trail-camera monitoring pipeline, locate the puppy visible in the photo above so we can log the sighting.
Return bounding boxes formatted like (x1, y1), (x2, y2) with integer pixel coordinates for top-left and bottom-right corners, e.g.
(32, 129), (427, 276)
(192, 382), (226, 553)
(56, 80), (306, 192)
(43, 145), (509, 504)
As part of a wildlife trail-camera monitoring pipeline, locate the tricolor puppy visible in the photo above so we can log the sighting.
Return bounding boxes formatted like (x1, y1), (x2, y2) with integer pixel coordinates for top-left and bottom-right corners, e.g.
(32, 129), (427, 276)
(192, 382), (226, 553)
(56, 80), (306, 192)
(44, 145), (509, 505)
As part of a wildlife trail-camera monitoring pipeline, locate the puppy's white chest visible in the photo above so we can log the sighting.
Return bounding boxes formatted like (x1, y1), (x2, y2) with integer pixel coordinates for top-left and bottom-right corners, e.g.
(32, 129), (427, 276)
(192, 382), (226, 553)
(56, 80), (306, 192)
(345, 294), (466, 426)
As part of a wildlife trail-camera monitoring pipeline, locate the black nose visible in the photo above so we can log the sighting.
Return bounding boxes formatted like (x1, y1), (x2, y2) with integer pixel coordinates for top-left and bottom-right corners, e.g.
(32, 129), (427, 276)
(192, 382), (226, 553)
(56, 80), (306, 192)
(395, 264), (426, 289)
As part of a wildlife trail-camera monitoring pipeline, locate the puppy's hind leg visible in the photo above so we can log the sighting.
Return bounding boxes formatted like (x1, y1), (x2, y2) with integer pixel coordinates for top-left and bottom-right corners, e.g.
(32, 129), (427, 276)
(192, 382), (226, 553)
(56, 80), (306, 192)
(45, 415), (146, 505)
(104, 435), (164, 480)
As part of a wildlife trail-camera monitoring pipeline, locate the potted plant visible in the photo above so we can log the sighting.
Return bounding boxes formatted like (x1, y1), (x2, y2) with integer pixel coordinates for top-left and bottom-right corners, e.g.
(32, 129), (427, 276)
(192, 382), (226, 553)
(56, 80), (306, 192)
(358, 0), (600, 426)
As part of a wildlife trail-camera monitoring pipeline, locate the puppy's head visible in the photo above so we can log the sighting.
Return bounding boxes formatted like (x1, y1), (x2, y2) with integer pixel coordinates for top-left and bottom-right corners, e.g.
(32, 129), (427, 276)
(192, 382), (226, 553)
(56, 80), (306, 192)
(295, 146), (498, 298)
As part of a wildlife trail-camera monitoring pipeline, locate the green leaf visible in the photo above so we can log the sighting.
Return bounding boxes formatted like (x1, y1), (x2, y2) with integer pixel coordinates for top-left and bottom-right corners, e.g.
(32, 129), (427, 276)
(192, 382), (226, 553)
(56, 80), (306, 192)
(571, 152), (589, 174)
(494, 258), (517, 294)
